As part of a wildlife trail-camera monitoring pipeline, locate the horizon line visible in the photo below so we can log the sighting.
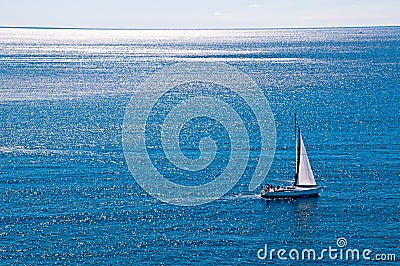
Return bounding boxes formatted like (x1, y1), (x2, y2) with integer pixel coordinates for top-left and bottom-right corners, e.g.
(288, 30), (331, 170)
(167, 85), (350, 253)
(1, 25), (400, 31)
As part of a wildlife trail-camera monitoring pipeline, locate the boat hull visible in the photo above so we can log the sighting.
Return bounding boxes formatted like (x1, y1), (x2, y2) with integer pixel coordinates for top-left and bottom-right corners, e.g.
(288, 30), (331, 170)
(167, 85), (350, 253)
(261, 186), (321, 199)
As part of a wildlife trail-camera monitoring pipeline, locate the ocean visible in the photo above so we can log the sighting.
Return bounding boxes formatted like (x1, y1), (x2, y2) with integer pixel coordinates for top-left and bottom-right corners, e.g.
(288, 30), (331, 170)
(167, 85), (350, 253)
(0, 27), (399, 265)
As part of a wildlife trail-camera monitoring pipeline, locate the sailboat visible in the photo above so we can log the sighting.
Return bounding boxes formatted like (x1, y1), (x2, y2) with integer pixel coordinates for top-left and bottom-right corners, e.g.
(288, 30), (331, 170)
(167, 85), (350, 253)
(261, 114), (321, 198)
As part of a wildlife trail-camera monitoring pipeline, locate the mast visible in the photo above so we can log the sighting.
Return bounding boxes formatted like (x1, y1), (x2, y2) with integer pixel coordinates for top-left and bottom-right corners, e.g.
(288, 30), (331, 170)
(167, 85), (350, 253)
(294, 113), (299, 185)
(295, 126), (301, 186)
(294, 113), (297, 165)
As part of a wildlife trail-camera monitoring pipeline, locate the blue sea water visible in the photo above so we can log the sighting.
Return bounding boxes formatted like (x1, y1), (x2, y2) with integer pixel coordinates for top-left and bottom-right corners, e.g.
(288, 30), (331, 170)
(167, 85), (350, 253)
(0, 27), (399, 265)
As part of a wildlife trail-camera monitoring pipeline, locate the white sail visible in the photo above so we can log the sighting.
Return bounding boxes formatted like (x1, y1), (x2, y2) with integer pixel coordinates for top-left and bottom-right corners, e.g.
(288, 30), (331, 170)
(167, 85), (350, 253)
(296, 133), (317, 186)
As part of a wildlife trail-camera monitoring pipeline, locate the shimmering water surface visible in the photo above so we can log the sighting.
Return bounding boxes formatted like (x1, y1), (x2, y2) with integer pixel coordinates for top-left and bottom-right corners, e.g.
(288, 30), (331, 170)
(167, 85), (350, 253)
(0, 27), (399, 265)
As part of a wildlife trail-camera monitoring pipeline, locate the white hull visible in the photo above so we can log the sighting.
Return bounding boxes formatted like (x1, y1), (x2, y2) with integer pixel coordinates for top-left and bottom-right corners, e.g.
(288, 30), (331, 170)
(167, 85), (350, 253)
(261, 186), (321, 199)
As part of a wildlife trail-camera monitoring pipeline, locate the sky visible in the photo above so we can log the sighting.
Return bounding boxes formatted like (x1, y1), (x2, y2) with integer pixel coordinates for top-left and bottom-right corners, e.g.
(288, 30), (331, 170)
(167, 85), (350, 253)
(1, 0), (399, 29)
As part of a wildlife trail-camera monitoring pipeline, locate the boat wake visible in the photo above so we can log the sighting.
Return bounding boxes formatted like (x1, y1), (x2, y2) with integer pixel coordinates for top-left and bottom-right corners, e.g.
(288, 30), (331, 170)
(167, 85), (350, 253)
(221, 194), (261, 201)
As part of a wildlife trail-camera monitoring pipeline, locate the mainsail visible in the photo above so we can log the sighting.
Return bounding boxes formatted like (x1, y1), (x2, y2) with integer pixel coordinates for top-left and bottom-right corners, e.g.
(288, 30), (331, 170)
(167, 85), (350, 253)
(295, 133), (317, 186)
